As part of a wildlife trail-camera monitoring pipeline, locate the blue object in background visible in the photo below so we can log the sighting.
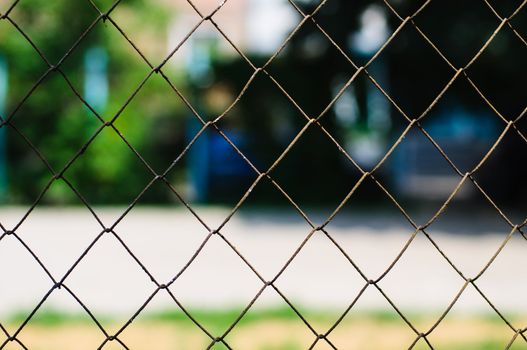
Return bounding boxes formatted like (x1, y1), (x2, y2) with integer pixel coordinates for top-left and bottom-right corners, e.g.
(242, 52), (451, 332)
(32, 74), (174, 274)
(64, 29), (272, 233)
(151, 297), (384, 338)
(425, 107), (497, 141)
(208, 130), (252, 177)
(187, 116), (210, 203)
(186, 115), (253, 203)
(84, 47), (108, 114)
(0, 55), (8, 201)
(390, 105), (499, 199)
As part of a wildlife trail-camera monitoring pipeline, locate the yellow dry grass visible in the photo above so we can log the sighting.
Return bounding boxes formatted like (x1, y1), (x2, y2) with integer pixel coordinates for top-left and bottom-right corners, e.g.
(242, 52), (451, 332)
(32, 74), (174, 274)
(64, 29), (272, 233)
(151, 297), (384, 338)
(3, 314), (527, 350)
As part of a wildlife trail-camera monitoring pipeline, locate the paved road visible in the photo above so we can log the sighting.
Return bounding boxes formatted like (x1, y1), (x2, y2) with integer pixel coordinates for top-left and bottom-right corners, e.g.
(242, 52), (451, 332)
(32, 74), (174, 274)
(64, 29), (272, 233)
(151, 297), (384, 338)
(0, 206), (525, 318)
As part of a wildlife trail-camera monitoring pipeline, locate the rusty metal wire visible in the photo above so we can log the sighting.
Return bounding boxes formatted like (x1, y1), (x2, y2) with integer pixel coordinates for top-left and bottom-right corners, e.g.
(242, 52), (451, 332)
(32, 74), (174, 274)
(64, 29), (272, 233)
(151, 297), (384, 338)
(0, 0), (526, 349)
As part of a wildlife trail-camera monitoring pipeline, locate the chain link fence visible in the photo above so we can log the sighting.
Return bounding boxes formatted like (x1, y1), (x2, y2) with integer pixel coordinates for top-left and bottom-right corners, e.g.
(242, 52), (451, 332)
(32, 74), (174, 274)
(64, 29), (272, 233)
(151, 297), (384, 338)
(0, 0), (526, 348)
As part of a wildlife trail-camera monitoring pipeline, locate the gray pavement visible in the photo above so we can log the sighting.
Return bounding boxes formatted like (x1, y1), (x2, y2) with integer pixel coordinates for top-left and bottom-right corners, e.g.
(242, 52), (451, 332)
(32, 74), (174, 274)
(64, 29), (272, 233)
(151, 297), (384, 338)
(0, 206), (525, 317)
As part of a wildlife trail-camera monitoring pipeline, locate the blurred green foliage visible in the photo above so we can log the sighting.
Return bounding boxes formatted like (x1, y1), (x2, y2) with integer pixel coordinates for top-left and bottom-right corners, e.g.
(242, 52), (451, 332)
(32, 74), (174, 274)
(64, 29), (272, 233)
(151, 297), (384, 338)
(0, 0), (188, 204)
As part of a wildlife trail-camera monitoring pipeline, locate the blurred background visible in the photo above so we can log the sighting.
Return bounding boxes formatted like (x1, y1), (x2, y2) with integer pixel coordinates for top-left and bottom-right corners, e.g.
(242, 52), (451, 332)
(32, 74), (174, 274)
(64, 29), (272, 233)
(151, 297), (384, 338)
(0, 0), (525, 207)
(0, 0), (527, 349)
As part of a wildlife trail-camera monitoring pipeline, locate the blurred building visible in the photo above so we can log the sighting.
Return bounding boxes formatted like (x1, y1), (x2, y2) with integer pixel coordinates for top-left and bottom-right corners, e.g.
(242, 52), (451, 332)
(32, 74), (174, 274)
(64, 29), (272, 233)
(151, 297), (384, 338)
(167, 0), (298, 67)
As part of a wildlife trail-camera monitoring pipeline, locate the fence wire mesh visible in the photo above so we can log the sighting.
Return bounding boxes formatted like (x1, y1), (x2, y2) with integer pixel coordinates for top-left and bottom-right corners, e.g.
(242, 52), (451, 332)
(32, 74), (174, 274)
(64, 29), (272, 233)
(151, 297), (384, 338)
(0, 0), (526, 349)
